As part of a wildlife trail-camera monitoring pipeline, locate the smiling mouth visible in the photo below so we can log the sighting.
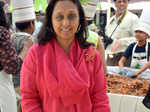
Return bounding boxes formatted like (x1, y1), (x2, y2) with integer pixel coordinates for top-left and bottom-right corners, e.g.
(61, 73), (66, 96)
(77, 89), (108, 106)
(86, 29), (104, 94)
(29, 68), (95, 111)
(61, 29), (71, 32)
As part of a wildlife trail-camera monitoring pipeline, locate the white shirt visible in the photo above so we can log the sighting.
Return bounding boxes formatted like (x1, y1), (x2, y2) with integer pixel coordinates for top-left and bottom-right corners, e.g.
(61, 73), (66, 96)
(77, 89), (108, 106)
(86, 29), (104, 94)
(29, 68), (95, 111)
(32, 20), (43, 40)
(0, 71), (17, 112)
(105, 10), (139, 54)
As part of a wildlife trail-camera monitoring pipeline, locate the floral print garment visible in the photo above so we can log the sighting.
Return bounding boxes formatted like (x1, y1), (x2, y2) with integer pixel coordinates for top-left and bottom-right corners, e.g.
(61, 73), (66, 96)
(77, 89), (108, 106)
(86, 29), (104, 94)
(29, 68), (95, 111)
(0, 26), (22, 75)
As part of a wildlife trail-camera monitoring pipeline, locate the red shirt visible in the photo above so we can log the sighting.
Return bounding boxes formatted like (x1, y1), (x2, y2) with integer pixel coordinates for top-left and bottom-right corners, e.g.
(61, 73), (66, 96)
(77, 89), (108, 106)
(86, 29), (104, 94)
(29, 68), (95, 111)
(21, 39), (110, 112)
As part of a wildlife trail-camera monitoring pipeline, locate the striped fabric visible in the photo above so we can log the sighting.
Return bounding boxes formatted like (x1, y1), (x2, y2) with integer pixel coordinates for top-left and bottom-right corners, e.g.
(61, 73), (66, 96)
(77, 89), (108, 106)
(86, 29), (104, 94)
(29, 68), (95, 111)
(86, 30), (99, 47)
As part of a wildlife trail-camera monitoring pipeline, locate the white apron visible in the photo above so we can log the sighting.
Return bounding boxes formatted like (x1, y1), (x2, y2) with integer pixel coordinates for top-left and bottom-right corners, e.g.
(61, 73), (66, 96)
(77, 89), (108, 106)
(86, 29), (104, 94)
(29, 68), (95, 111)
(131, 41), (148, 69)
(0, 71), (17, 112)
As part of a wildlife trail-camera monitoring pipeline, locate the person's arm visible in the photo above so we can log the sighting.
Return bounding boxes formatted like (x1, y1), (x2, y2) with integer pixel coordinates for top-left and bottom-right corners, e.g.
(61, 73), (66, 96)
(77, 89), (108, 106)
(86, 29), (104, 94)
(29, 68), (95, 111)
(20, 47), (43, 112)
(111, 39), (121, 53)
(92, 52), (110, 112)
(0, 28), (23, 74)
(118, 43), (133, 68)
(118, 56), (127, 69)
(111, 37), (136, 53)
(97, 37), (107, 74)
(136, 57), (150, 76)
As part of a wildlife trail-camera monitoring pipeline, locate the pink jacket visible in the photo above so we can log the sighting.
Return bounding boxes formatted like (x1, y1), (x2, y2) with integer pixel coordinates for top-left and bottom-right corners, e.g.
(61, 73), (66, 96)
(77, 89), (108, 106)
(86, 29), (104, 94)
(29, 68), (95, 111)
(20, 39), (110, 112)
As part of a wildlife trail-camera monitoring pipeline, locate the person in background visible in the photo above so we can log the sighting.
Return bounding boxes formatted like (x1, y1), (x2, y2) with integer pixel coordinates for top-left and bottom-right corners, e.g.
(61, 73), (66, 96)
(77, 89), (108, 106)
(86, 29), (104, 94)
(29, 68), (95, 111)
(105, 0), (139, 66)
(20, 0), (110, 112)
(11, 0), (35, 88)
(82, 0), (107, 74)
(118, 6), (150, 78)
(32, 11), (43, 42)
(0, 0), (32, 112)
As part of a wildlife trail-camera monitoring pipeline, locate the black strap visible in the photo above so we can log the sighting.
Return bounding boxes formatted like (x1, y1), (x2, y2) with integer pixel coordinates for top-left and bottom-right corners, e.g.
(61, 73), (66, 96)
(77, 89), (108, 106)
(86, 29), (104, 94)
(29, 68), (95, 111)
(109, 10), (127, 38)
(109, 22), (120, 38)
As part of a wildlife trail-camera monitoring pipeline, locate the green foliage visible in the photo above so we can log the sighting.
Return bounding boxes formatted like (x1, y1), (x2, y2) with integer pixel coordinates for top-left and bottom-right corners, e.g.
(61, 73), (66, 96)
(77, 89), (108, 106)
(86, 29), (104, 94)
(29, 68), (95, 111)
(80, 0), (90, 5)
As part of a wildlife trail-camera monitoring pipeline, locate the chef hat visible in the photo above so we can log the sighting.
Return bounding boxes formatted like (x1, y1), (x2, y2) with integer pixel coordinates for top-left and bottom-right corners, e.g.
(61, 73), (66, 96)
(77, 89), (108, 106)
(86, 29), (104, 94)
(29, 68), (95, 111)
(135, 7), (150, 36)
(81, 0), (98, 20)
(12, 0), (35, 23)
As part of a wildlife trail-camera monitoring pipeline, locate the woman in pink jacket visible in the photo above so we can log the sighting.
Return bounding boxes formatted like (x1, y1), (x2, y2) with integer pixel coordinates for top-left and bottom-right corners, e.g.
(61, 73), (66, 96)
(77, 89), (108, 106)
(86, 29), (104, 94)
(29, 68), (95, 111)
(20, 0), (110, 112)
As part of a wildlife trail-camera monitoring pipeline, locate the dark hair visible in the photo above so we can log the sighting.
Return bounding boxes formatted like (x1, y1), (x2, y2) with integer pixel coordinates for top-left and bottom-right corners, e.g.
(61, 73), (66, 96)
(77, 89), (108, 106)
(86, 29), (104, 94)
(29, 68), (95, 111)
(15, 21), (34, 31)
(37, 0), (91, 48)
(0, 1), (10, 29)
(35, 11), (40, 14)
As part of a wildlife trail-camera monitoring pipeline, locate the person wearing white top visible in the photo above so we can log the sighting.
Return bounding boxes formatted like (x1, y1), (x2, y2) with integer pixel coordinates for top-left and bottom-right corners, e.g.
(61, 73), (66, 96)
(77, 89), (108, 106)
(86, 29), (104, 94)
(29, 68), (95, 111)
(32, 12), (43, 42)
(119, 6), (150, 78)
(105, 0), (139, 66)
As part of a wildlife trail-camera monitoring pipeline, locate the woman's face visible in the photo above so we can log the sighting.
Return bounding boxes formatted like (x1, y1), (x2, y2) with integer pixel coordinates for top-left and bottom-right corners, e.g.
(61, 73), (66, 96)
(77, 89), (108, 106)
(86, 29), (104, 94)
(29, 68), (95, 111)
(52, 0), (79, 43)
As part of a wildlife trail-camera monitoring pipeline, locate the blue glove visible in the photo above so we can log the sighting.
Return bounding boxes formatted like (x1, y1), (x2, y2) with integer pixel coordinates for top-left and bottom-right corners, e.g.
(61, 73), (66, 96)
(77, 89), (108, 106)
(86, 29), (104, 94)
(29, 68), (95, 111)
(118, 68), (127, 76)
(126, 71), (137, 78)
